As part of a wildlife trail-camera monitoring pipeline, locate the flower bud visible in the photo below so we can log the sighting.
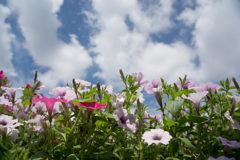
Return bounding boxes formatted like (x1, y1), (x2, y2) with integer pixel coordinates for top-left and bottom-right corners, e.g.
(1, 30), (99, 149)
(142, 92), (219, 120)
(73, 78), (77, 89)
(137, 98), (141, 114)
(119, 68), (125, 80)
(32, 81), (41, 93)
(34, 70), (38, 83)
(154, 91), (163, 109)
(232, 76), (240, 90)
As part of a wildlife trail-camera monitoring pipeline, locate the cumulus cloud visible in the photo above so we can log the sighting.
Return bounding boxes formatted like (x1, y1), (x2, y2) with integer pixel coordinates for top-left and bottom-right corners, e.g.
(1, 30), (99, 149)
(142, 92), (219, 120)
(0, 4), (16, 76)
(178, 0), (240, 82)
(8, 0), (93, 89)
(85, 0), (198, 91)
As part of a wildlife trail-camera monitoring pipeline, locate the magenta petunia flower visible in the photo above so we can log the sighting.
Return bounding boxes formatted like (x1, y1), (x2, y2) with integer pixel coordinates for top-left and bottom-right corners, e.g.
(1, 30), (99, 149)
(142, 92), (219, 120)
(74, 101), (107, 110)
(177, 79), (195, 89)
(32, 94), (67, 116)
(208, 156), (236, 160)
(142, 128), (172, 145)
(217, 136), (240, 149)
(144, 79), (163, 94)
(49, 87), (68, 98)
(182, 91), (208, 115)
(113, 106), (136, 133)
(0, 70), (5, 81)
(191, 82), (221, 92)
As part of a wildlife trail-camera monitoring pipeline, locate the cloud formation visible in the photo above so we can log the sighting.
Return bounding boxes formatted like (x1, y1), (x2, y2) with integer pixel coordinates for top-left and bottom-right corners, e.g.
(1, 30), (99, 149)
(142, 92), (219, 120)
(8, 0), (93, 89)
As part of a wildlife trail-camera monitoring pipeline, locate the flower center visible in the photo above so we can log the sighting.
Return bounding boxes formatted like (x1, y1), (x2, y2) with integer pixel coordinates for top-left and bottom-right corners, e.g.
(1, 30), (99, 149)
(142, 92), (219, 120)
(153, 135), (161, 141)
(0, 121), (7, 126)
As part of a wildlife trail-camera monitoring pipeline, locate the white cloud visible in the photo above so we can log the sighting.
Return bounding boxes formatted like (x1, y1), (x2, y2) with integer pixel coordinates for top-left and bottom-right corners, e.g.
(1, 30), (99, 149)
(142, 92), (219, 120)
(178, 0), (240, 82)
(85, 0), (198, 92)
(8, 0), (93, 89)
(0, 4), (16, 76)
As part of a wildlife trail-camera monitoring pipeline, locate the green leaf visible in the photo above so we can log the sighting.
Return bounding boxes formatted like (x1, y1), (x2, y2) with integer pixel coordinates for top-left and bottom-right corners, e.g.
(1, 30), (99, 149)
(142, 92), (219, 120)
(167, 121), (176, 127)
(30, 150), (49, 160)
(174, 89), (195, 97)
(123, 140), (138, 145)
(103, 92), (111, 102)
(66, 154), (80, 160)
(73, 98), (94, 104)
(98, 152), (116, 158)
(126, 92), (131, 101)
(52, 127), (67, 142)
(22, 99), (31, 106)
(95, 119), (108, 128)
(179, 115), (208, 126)
(229, 86), (236, 90)
(62, 127), (71, 134)
(165, 99), (184, 115)
(179, 138), (196, 151)
(104, 113), (114, 119)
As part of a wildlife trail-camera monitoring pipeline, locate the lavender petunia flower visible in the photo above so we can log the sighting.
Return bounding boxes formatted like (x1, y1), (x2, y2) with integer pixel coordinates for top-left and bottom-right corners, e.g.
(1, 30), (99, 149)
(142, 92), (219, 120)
(191, 82), (221, 92)
(142, 128), (172, 145)
(144, 79), (163, 94)
(224, 111), (240, 130)
(75, 79), (91, 90)
(131, 72), (149, 86)
(113, 106), (136, 133)
(208, 156), (236, 160)
(34, 102), (47, 114)
(49, 87), (68, 98)
(154, 114), (163, 122)
(0, 114), (22, 134)
(177, 79), (194, 89)
(182, 91), (208, 115)
(217, 136), (240, 148)
(0, 95), (12, 106)
(227, 95), (240, 113)
(14, 111), (28, 120)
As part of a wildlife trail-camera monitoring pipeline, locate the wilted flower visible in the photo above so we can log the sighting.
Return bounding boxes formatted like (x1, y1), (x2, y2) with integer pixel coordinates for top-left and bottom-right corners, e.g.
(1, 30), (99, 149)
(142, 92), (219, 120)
(113, 106), (136, 133)
(142, 128), (172, 145)
(144, 79), (163, 94)
(182, 91), (208, 115)
(177, 79), (194, 89)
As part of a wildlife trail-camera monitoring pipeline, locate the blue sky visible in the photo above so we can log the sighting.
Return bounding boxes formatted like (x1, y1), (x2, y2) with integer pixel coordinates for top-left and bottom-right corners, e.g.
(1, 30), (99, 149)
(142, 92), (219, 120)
(1, 0), (240, 114)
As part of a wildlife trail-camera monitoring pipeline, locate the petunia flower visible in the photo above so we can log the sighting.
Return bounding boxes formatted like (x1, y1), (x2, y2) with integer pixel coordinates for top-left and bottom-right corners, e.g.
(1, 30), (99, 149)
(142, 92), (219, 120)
(49, 86), (68, 98)
(33, 102), (47, 114)
(131, 72), (149, 91)
(227, 95), (240, 113)
(26, 115), (54, 132)
(144, 79), (163, 94)
(1, 87), (22, 102)
(0, 70), (5, 81)
(177, 79), (194, 89)
(182, 91), (208, 115)
(191, 82), (221, 92)
(74, 101), (107, 119)
(75, 79), (91, 90)
(142, 128), (172, 145)
(13, 111), (28, 120)
(32, 94), (67, 117)
(113, 106), (136, 133)
(217, 136), (240, 148)
(224, 111), (240, 131)
(208, 156), (236, 160)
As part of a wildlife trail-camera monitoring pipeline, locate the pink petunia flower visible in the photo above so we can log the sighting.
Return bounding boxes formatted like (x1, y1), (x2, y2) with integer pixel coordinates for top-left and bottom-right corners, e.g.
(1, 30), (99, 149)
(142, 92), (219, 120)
(182, 91), (208, 115)
(49, 87), (68, 98)
(32, 94), (67, 117)
(144, 79), (163, 94)
(191, 82), (221, 92)
(142, 128), (172, 145)
(177, 79), (194, 90)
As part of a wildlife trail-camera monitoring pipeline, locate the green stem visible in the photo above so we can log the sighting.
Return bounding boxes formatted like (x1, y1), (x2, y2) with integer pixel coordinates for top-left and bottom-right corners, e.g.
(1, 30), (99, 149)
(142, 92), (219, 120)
(154, 144), (158, 160)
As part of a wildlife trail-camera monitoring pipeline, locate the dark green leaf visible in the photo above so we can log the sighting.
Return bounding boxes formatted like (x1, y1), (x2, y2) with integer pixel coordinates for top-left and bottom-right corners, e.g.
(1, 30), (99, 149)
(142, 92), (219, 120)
(30, 150), (49, 160)
(179, 138), (196, 151)
(165, 99), (184, 115)
(66, 154), (80, 160)
(62, 127), (71, 134)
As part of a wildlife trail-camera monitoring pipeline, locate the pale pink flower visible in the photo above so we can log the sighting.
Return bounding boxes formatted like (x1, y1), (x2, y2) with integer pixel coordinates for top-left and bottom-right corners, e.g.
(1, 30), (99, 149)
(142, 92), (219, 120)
(142, 129), (172, 145)
(182, 91), (208, 115)
(191, 82), (221, 92)
(144, 79), (163, 94)
(177, 79), (194, 89)
(49, 87), (68, 98)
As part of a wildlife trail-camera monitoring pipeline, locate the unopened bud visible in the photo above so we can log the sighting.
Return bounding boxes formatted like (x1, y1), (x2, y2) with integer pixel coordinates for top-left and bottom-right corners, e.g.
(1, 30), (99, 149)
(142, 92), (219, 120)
(119, 68), (125, 80)
(160, 77), (164, 84)
(97, 82), (101, 96)
(32, 81), (41, 92)
(34, 70), (38, 83)
(232, 76), (240, 90)
(154, 91), (163, 109)
(66, 83), (69, 87)
(137, 98), (141, 114)
(223, 145), (232, 156)
(73, 78), (77, 89)
(183, 74), (187, 83)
